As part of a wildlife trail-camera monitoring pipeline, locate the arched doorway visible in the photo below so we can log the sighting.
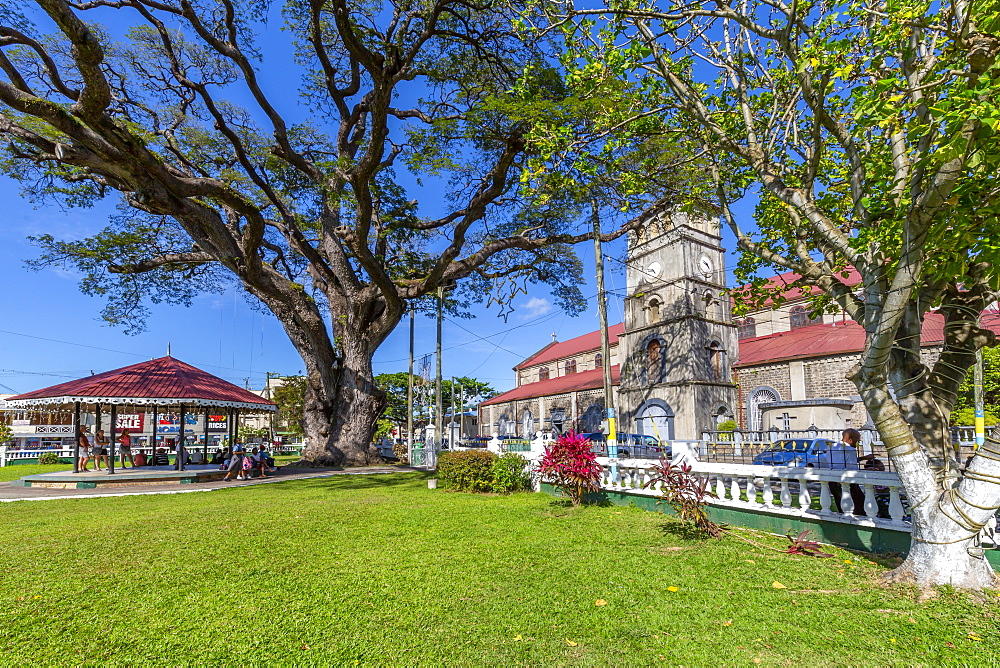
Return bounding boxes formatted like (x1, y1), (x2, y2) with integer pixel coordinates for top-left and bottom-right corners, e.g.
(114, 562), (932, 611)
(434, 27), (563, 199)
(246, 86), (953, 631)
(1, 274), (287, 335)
(581, 404), (604, 433)
(521, 410), (534, 439)
(748, 387), (780, 432)
(635, 400), (675, 441)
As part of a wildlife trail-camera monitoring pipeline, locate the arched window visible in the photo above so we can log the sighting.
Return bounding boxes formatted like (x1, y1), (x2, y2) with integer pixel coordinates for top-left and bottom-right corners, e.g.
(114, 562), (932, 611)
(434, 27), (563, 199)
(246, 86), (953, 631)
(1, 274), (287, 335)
(538, 366), (550, 381)
(702, 290), (715, 316)
(707, 341), (726, 381)
(565, 359), (577, 375)
(647, 339), (664, 384)
(581, 404), (604, 433)
(497, 413), (511, 437)
(521, 410), (534, 439)
(790, 305), (822, 329)
(737, 317), (757, 339)
(647, 298), (661, 325)
(594, 353), (603, 369)
(636, 226), (646, 244)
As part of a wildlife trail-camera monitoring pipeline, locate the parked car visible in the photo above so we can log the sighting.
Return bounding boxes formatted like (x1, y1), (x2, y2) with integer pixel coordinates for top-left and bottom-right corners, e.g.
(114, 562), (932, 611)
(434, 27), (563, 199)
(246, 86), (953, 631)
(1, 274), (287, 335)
(581, 432), (670, 460)
(751, 438), (838, 467)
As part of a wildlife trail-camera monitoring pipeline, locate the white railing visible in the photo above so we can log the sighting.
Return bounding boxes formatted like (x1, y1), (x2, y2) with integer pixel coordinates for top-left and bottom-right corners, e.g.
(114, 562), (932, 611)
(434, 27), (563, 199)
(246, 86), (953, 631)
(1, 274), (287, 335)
(0, 444), (291, 467)
(594, 457), (911, 531)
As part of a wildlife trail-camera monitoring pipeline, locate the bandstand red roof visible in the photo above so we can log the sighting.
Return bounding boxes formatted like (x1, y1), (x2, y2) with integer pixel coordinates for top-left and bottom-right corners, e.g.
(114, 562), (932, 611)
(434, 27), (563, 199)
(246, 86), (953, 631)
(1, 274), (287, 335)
(4, 356), (276, 411)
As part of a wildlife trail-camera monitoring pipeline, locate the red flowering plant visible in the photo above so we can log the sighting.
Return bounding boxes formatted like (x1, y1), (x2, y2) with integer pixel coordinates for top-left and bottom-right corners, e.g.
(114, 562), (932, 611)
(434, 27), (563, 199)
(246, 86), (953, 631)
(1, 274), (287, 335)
(537, 431), (604, 506)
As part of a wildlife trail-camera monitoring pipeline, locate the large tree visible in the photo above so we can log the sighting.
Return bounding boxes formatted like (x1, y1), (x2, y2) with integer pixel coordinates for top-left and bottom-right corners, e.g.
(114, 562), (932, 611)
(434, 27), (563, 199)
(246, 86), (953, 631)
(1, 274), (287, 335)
(544, 1), (1000, 588)
(0, 0), (663, 466)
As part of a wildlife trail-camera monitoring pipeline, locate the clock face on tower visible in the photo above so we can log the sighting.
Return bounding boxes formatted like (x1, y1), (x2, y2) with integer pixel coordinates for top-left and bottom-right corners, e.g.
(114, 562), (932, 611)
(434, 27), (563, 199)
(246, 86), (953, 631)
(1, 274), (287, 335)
(646, 261), (662, 278)
(698, 255), (713, 278)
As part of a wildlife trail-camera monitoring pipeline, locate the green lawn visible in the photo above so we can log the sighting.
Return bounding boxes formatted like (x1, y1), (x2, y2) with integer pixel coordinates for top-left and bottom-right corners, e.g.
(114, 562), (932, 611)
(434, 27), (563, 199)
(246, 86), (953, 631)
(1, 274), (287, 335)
(1, 473), (998, 665)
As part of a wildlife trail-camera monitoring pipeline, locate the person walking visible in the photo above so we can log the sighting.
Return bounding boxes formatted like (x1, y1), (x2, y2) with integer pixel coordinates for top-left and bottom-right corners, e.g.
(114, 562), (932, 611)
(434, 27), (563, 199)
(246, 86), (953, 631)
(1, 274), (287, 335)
(119, 428), (135, 469)
(76, 426), (93, 473)
(93, 429), (110, 471)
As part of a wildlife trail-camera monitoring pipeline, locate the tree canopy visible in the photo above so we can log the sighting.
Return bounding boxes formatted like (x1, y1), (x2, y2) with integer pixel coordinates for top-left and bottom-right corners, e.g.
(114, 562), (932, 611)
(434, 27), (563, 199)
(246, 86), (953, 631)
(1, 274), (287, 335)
(542, 0), (1000, 589)
(0, 0), (672, 465)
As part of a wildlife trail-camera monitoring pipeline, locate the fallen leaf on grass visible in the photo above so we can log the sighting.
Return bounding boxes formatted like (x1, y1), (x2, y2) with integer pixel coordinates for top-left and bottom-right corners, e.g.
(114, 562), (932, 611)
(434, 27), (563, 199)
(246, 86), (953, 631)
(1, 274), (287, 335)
(908, 618), (917, 624)
(513, 635), (522, 642)
(722, 620), (733, 627)
(752, 658), (762, 665)
(744, 559), (756, 564)
(33, 596), (42, 600)
(968, 634), (984, 641)
(565, 640), (578, 647)
(945, 642), (956, 649)
(772, 581), (787, 589)
(300, 645), (310, 650)
(843, 559), (852, 564)
(595, 599), (608, 606)
(666, 586), (679, 592)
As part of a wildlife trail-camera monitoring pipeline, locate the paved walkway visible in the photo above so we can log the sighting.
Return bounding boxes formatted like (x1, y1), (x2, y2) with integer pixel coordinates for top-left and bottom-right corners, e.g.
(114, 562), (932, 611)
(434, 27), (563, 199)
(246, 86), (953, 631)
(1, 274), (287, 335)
(0, 466), (422, 502)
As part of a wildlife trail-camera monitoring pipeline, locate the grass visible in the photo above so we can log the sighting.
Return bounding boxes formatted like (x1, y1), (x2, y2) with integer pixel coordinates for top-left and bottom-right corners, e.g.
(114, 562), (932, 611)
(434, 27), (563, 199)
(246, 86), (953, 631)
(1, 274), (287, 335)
(1, 473), (999, 666)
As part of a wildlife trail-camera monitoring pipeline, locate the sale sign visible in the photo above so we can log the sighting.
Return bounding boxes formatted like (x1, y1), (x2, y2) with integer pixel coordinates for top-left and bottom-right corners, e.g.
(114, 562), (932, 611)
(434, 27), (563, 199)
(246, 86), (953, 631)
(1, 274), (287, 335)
(116, 413), (145, 431)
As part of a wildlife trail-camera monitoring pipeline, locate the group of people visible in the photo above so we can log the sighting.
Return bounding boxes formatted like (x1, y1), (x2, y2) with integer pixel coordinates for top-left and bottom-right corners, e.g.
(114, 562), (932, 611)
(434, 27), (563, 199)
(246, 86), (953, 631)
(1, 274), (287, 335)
(75, 426), (135, 472)
(75, 426), (275, 476)
(218, 444), (276, 482)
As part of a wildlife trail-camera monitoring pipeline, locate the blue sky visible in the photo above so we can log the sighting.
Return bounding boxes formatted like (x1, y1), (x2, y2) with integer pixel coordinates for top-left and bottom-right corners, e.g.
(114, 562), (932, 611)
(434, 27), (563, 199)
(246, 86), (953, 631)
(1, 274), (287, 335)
(0, 3), (747, 397)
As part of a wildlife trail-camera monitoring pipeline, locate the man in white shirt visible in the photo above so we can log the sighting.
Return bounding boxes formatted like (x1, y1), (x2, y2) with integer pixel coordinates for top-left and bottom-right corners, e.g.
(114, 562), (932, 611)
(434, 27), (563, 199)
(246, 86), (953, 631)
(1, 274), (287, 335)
(828, 428), (873, 516)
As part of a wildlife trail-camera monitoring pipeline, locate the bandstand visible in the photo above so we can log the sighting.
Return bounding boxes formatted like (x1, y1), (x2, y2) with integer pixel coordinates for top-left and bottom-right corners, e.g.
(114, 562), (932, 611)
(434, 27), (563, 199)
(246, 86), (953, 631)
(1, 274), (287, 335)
(4, 356), (276, 489)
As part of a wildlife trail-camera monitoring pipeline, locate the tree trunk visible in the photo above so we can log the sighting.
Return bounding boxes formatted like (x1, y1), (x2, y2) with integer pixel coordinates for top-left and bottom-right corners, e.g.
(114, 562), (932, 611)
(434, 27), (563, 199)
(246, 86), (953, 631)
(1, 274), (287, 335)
(886, 517), (997, 589)
(298, 343), (386, 467)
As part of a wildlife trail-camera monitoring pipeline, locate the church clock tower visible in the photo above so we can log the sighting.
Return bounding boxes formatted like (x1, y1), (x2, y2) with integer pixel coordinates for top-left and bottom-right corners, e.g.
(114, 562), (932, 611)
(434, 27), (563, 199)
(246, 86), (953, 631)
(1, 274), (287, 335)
(617, 210), (738, 440)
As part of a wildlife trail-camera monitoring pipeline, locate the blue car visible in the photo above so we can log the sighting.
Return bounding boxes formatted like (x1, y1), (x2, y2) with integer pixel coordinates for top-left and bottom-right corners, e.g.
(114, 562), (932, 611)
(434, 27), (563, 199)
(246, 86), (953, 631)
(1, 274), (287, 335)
(751, 438), (837, 467)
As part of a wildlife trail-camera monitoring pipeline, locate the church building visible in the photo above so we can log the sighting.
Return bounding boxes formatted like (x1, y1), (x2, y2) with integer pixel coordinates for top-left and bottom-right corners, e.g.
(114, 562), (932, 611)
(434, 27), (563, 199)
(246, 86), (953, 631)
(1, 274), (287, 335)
(479, 211), (1000, 440)
(479, 210), (738, 441)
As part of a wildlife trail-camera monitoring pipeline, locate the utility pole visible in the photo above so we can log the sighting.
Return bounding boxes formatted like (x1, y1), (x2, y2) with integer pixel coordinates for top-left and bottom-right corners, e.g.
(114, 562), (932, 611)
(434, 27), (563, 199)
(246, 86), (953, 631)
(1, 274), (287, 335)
(459, 384), (465, 441)
(407, 306), (414, 450)
(450, 376), (456, 447)
(975, 348), (985, 448)
(592, 200), (618, 459)
(435, 286), (444, 458)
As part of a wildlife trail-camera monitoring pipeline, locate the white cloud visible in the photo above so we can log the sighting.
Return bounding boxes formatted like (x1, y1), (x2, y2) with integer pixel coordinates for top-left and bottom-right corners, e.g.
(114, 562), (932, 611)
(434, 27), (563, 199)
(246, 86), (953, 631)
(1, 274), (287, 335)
(520, 297), (553, 319)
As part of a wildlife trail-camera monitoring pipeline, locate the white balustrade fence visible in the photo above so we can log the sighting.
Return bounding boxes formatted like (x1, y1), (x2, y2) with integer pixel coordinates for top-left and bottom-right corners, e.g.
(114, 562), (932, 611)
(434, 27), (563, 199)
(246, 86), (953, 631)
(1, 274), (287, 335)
(594, 458), (911, 530)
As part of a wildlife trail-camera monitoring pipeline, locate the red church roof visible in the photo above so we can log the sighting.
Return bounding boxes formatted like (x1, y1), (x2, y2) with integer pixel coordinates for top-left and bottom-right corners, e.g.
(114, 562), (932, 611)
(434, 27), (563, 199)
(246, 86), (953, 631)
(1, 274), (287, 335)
(515, 323), (625, 370)
(736, 312), (1000, 367)
(4, 356), (277, 410)
(482, 365), (620, 406)
(731, 268), (862, 310)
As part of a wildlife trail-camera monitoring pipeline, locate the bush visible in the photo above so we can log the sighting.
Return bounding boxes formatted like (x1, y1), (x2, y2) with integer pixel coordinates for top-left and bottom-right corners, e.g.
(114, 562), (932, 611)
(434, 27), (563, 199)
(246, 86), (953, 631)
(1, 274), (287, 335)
(537, 431), (603, 506)
(643, 459), (724, 538)
(491, 453), (532, 494)
(37, 452), (62, 465)
(437, 450), (498, 492)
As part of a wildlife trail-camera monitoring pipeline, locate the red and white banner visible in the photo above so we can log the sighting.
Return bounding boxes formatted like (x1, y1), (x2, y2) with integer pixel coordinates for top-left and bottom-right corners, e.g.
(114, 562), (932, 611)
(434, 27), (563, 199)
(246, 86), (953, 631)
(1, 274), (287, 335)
(116, 413), (145, 431)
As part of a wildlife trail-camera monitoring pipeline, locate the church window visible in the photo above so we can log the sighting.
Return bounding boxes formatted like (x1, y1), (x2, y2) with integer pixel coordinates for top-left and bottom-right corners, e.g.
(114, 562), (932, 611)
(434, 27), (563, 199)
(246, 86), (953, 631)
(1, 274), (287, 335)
(708, 341), (726, 381)
(647, 339), (664, 384)
(737, 317), (757, 339)
(538, 366), (550, 381)
(790, 305), (822, 329)
(595, 352), (603, 369)
(564, 359), (577, 375)
(647, 298), (661, 325)
(648, 220), (660, 238)
(635, 226), (646, 244)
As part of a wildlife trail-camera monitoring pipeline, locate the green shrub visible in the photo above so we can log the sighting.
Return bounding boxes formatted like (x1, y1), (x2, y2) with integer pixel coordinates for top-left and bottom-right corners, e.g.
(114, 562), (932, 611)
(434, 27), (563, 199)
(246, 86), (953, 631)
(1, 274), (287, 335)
(491, 453), (532, 494)
(438, 450), (498, 492)
(37, 452), (62, 465)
